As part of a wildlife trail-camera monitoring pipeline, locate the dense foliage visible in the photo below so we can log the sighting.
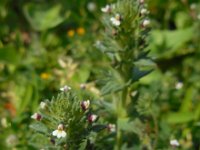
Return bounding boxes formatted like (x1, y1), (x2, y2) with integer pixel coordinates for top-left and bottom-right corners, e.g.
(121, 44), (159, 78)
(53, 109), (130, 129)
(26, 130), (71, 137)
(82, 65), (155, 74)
(0, 0), (199, 149)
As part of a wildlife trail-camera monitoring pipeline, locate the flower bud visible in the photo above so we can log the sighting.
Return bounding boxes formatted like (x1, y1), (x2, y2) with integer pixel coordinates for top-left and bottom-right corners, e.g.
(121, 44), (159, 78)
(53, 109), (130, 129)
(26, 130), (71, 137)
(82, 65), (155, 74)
(81, 100), (90, 111)
(80, 83), (86, 90)
(142, 19), (150, 28)
(40, 101), (47, 109)
(31, 113), (42, 121)
(60, 85), (71, 92)
(88, 114), (98, 123)
(140, 8), (148, 15)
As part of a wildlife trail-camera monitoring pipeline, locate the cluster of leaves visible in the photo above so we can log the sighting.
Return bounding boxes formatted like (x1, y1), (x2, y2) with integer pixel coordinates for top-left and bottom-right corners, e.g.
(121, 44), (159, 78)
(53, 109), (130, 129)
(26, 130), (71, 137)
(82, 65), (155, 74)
(30, 91), (106, 150)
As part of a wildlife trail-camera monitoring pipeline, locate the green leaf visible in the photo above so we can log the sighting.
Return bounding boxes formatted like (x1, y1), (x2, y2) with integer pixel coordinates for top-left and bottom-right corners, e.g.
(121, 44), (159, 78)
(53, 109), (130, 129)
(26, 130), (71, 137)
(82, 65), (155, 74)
(17, 84), (33, 115)
(101, 80), (125, 95)
(117, 118), (144, 136)
(29, 133), (50, 149)
(100, 69), (127, 95)
(134, 59), (156, 68)
(180, 87), (194, 112)
(78, 139), (87, 150)
(132, 67), (153, 82)
(166, 112), (195, 124)
(72, 66), (90, 83)
(150, 27), (194, 58)
(117, 118), (133, 132)
(91, 125), (107, 132)
(30, 122), (48, 134)
(0, 46), (20, 64)
(175, 12), (191, 29)
(23, 3), (65, 31)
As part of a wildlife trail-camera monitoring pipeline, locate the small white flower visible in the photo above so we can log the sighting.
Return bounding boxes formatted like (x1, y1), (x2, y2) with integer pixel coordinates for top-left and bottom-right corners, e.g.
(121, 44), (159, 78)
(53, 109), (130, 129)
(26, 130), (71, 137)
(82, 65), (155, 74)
(170, 139), (180, 147)
(131, 90), (138, 97)
(40, 101), (47, 109)
(81, 100), (90, 111)
(142, 19), (150, 27)
(140, 8), (148, 15)
(101, 5), (111, 13)
(88, 114), (98, 123)
(87, 2), (96, 12)
(31, 113), (42, 121)
(52, 124), (67, 138)
(60, 85), (71, 92)
(80, 83), (86, 89)
(190, 3), (196, 10)
(175, 82), (183, 90)
(107, 124), (116, 132)
(110, 14), (121, 26)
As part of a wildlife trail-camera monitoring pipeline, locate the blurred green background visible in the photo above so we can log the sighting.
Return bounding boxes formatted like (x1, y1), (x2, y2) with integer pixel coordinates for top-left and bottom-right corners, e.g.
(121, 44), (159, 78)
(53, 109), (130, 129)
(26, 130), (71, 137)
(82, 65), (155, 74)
(0, 0), (199, 149)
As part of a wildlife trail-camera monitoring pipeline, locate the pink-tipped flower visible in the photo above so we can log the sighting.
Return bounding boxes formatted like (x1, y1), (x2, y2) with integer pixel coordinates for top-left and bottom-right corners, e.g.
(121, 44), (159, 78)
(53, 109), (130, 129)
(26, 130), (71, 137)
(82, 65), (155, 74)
(31, 113), (42, 121)
(52, 124), (67, 139)
(107, 123), (116, 132)
(60, 85), (71, 92)
(88, 114), (98, 123)
(80, 83), (86, 90)
(81, 100), (90, 111)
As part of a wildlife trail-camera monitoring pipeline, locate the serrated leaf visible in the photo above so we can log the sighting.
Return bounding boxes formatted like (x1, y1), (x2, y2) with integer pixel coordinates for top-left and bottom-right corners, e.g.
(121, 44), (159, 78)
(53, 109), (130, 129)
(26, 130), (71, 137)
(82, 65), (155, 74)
(117, 118), (133, 132)
(117, 118), (144, 136)
(91, 125), (107, 132)
(101, 80), (125, 95)
(100, 69), (127, 95)
(134, 59), (156, 68)
(30, 122), (48, 134)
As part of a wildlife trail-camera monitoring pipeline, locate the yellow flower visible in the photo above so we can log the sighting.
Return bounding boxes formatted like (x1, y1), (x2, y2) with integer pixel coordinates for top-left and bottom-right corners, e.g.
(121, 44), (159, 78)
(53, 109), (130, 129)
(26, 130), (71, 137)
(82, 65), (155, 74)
(67, 29), (75, 37)
(76, 27), (85, 35)
(40, 73), (50, 80)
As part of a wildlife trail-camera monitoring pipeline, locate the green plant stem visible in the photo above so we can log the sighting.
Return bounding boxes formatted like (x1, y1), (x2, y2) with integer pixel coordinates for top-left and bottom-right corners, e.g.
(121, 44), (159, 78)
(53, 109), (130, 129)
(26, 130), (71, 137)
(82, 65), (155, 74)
(115, 87), (129, 150)
(122, 87), (128, 108)
(116, 126), (122, 150)
(152, 112), (159, 150)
